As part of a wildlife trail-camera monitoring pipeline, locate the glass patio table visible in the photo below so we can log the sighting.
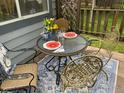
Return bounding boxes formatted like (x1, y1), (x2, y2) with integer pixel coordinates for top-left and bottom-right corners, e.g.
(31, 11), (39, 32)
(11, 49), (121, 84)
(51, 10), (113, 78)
(37, 35), (89, 85)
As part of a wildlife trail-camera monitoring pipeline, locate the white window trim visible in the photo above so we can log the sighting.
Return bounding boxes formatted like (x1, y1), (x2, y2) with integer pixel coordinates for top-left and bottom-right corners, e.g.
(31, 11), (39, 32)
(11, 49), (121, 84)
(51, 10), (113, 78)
(15, 0), (22, 18)
(0, 0), (49, 26)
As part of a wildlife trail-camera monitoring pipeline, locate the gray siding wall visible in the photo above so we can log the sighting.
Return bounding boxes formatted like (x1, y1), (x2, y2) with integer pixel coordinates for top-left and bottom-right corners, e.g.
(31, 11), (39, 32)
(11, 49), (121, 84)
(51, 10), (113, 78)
(0, 22), (43, 65)
(0, 0), (56, 65)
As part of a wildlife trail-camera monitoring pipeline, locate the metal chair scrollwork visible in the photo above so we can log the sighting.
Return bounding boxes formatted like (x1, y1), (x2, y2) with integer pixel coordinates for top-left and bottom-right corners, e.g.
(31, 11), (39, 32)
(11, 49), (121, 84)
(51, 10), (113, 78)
(61, 55), (103, 91)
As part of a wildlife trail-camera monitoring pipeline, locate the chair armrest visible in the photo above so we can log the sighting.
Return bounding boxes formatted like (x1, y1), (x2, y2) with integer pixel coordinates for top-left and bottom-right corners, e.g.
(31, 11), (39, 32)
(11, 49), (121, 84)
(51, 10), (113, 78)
(8, 73), (35, 86)
(8, 73), (33, 80)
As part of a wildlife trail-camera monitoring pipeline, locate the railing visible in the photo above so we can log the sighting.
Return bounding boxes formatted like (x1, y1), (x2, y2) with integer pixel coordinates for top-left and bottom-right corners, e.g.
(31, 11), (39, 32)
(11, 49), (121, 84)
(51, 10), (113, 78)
(80, 8), (124, 40)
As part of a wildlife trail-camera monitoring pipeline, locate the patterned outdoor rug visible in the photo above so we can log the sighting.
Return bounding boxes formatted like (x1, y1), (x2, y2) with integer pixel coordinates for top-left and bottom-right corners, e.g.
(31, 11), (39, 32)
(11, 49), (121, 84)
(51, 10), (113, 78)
(37, 54), (119, 93)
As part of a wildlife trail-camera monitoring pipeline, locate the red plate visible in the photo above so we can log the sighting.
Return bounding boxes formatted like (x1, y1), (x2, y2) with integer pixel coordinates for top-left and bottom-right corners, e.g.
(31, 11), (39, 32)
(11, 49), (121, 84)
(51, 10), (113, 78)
(63, 32), (77, 39)
(43, 41), (61, 50)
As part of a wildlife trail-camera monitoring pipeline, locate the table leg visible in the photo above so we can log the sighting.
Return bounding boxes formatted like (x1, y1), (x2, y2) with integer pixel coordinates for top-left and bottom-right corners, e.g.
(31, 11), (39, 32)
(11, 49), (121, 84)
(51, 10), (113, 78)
(45, 56), (55, 71)
(64, 57), (68, 66)
(56, 56), (61, 85)
(45, 56), (68, 85)
(69, 56), (74, 62)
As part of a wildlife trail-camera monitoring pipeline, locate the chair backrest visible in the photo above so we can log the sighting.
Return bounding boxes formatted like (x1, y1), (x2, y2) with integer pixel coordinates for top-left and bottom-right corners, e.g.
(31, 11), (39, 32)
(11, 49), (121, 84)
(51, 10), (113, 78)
(0, 43), (16, 83)
(100, 30), (119, 65)
(0, 43), (11, 70)
(102, 31), (119, 51)
(55, 18), (69, 32)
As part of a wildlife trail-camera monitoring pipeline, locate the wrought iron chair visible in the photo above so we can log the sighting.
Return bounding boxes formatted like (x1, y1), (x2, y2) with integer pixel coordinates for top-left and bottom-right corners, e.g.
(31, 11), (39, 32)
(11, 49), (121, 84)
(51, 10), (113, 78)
(60, 29), (119, 91)
(61, 55), (103, 91)
(0, 43), (38, 93)
(55, 18), (70, 32)
(84, 29), (119, 79)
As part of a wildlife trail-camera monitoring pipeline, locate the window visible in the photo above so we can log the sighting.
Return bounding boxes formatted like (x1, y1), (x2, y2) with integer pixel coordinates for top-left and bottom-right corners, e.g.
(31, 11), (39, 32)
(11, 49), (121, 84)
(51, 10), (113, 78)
(0, 0), (18, 22)
(19, 0), (48, 16)
(0, 0), (49, 25)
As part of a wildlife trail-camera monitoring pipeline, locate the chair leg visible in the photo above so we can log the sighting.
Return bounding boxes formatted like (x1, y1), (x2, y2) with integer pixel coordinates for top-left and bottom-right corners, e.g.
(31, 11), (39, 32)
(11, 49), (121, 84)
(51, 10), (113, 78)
(33, 87), (37, 92)
(64, 57), (68, 66)
(22, 88), (28, 93)
(38, 74), (40, 81)
(101, 69), (108, 81)
(29, 87), (32, 93)
(16, 90), (19, 93)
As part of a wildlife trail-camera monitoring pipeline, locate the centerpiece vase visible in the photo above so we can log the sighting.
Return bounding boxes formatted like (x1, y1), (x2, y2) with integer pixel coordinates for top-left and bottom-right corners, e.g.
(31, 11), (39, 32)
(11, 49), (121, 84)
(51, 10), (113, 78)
(48, 30), (58, 40)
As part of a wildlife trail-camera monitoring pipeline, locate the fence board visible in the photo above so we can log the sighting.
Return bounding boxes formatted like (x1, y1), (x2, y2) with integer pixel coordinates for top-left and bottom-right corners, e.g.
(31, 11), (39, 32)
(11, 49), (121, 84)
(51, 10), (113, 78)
(80, 10), (84, 30)
(119, 13), (124, 36)
(85, 10), (90, 31)
(111, 11), (119, 32)
(91, 11), (96, 32)
(97, 11), (102, 32)
(103, 11), (109, 32)
(80, 5), (124, 38)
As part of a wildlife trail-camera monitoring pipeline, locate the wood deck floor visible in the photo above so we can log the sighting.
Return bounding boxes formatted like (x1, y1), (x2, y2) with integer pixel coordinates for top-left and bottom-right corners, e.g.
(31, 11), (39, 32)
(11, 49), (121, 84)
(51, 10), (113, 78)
(35, 46), (124, 93)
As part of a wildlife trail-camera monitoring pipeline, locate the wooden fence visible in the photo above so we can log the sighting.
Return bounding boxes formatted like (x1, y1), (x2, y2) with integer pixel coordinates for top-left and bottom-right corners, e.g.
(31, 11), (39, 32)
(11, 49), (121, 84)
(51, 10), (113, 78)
(81, 0), (123, 9)
(80, 8), (124, 40)
(56, 0), (124, 40)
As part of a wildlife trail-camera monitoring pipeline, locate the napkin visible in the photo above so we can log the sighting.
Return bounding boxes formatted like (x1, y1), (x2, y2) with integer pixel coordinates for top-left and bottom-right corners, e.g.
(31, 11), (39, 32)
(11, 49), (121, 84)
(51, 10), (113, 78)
(53, 46), (65, 53)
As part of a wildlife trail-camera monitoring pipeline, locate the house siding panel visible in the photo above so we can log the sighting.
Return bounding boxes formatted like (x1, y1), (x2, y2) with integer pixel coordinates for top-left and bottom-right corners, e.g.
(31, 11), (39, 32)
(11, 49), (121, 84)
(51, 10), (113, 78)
(8, 37), (40, 59)
(0, 22), (43, 43)
(0, 0), (56, 64)
(4, 28), (42, 49)
(1, 22), (42, 64)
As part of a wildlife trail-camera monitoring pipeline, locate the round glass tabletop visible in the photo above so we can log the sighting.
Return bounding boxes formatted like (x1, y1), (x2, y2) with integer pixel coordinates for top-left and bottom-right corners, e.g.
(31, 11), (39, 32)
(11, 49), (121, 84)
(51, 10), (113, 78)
(37, 35), (89, 56)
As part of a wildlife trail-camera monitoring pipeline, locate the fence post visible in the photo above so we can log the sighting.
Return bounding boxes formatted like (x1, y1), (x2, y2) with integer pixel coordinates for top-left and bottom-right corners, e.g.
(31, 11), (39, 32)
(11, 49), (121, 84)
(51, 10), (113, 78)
(119, 13), (124, 36)
(111, 11), (119, 32)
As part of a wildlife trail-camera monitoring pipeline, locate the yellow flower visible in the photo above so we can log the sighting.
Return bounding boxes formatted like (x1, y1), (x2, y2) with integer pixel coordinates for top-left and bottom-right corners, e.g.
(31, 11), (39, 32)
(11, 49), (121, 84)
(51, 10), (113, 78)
(43, 18), (59, 31)
(50, 18), (55, 21)
(50, 27), (53, 30)
(47, 27), (51, 30)
(53, 24), (59, 30)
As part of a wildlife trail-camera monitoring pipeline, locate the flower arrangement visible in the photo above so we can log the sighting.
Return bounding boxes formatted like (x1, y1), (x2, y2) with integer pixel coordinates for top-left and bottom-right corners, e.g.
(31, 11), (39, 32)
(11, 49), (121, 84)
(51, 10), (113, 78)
(43, 18), (59, 31)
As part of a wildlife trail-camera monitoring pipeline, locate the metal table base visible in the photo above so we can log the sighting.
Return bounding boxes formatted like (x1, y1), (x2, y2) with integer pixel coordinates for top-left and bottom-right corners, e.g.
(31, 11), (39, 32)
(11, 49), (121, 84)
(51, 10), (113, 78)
(45, 56), (67, 85)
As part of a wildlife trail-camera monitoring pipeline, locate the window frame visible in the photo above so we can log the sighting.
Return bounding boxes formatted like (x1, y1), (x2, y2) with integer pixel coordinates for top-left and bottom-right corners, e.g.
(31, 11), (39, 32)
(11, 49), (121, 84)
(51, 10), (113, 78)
(0, 0), (50, 26)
